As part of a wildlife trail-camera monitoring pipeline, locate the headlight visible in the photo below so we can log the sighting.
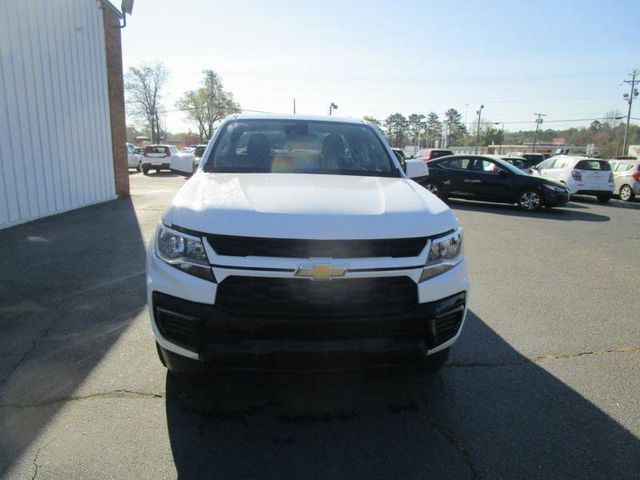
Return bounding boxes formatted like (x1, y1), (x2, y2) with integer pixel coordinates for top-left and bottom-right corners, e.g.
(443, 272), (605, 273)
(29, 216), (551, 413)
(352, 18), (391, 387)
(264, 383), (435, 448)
(543, 184), (566, 193)
(155, 225), (215, 281)
(419, 228), (463, 282)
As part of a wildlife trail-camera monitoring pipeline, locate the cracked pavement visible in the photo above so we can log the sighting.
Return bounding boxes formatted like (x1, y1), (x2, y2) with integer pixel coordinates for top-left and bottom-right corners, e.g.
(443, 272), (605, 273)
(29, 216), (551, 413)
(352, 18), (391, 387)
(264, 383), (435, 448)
(1, 173), (639, 479)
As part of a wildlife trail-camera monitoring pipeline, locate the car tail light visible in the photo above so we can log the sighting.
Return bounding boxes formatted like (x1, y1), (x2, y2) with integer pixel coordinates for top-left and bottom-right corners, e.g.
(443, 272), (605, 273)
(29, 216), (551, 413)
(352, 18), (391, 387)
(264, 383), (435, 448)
(632, 171), (640, 182)
(608, 172), (614, 182)
(571, 170), (582, 181)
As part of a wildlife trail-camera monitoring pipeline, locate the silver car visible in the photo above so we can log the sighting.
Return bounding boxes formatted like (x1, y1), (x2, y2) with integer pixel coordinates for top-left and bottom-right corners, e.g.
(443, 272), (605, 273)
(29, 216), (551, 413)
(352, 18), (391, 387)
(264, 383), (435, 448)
(610, 159), (640, 201)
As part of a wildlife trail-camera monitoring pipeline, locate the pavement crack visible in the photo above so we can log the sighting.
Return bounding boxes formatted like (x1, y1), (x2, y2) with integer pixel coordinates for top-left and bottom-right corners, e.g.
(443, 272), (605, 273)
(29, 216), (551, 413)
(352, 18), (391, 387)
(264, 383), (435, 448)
(30, 437), (55, 480)
(0, 298), (65, 387)
(446, 345), (638, 369)
(0, 272), (145, 388)
(0, 389), (164, 410)
(532, 345), (638, 362)
(428, 416), (479, 478)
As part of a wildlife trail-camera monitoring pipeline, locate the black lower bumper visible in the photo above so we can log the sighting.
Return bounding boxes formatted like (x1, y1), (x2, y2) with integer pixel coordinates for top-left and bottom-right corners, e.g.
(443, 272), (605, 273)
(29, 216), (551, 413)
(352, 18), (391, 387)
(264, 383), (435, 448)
(152, 291), (466, 371)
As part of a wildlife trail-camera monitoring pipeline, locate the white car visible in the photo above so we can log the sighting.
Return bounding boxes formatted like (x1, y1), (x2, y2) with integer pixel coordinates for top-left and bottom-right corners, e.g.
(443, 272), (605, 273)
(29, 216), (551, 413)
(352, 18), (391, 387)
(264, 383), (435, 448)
(126, 143), (142, 172)
(147, 114), (468, 376)
(532, 155), (614, 202)
(141, 145), (180, 175)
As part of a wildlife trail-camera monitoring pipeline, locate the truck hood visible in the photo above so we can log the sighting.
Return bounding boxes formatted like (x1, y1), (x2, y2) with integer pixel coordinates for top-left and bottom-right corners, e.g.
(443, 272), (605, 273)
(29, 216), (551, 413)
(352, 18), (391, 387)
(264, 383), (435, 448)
(166, 173), (457, 239)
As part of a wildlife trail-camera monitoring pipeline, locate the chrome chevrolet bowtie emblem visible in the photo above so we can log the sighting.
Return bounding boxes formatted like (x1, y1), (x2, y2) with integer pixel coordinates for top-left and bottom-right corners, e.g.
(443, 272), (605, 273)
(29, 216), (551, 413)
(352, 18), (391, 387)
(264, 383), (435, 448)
(295, 264), (347, 281)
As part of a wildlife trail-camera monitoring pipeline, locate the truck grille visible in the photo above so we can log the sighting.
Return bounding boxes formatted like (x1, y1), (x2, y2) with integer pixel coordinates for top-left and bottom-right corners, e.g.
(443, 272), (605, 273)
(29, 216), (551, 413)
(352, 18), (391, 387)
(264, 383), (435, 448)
(215, 276), (417, 317)
(206, 234), (426, 258)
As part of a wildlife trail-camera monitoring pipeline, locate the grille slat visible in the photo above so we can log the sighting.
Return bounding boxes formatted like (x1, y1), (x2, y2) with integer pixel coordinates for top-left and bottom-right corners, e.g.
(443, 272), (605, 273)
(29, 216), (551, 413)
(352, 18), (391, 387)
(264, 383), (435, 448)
(207, 235), (426, 258)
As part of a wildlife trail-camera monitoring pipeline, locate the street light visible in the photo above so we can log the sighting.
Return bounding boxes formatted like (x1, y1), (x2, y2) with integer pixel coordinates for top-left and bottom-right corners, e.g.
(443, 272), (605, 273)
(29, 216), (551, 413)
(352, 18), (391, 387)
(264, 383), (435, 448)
(329, 102), (338, 116)
(475, 105), (484, 154)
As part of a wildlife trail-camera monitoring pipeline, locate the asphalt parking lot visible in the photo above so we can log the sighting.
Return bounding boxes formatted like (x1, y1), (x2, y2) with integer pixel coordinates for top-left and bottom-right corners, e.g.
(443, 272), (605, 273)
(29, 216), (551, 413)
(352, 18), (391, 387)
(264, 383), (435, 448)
(1, 172), (639, 479)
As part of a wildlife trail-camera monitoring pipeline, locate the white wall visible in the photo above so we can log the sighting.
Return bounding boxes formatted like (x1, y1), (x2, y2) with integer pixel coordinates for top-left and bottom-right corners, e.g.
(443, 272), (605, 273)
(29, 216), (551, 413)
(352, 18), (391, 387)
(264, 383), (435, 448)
(0, 0), (115, 229)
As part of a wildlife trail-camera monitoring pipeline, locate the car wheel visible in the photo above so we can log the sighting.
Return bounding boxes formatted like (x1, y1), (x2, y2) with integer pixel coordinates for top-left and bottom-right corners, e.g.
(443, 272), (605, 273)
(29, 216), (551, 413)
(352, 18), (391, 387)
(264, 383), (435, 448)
(419, 347), (450, 373)
(517, 190), (542, 211)
(155, 168), (161, 174)
(597, 195), (610, 203)
(142, 168), (149, 175)
(619, 185), (634, 202)
(136, 161), (141, 173)
(424, 182), (447, 200)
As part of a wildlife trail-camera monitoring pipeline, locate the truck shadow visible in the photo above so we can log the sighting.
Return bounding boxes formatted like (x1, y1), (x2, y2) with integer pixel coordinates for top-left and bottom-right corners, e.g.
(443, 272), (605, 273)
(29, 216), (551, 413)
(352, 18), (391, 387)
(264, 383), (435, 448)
(165, 310), (640, 479)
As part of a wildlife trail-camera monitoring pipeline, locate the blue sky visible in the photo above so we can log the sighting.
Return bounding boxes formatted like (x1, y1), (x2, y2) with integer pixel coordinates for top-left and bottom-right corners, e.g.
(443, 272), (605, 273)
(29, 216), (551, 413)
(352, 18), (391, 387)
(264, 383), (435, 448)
(120, 0), (640, 132)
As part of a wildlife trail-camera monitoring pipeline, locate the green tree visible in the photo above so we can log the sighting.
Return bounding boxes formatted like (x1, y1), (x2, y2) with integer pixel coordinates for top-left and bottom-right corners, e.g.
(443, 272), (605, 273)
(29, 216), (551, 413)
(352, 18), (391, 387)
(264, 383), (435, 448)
(384, 113), (408, 147)
(176, 70), (240, 141)
(407, 113), (426, 146)
(363, 115), (382, 127)
(425, 112), (442, 147)
(481, 125), (504, 146)
(444, 108), (467, 145)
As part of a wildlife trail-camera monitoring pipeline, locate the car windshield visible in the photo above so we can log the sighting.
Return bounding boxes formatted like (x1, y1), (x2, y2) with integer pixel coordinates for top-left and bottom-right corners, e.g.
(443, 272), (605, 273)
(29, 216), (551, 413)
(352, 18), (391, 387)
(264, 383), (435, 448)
(492, 157), (527, 175)
(431, 150), (452, 159)
(204, 119), (399, 177)
(575, 160), (611, 171)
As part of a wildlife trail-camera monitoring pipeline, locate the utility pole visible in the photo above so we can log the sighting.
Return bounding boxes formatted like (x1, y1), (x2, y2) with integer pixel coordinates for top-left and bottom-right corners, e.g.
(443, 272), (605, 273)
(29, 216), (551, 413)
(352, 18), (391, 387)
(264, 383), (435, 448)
(622, 69), (639, 156)
(329, 102), (338, 116)
(293, 98), (296, 114)
(475, 105), (484, 154)
(532, 113), (546, 152)
(494, 122), (504, 154)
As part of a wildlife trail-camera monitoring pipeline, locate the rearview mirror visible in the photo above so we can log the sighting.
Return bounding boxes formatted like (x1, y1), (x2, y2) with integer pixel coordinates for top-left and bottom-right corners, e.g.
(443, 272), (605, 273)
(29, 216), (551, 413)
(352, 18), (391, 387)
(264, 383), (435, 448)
(405, 159), (429, 179)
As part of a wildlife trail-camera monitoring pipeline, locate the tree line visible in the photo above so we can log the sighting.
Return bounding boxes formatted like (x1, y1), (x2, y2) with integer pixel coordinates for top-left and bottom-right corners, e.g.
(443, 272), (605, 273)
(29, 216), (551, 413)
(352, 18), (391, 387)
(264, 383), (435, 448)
(365, 110), (640, 158)
(124, 61), (240, 143)
(364, 110), (468, 149)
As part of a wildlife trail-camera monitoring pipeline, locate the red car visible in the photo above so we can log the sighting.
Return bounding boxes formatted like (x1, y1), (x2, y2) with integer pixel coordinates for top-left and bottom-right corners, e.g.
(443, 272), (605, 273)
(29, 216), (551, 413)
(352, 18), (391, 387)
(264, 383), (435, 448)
(413, 148), (453, 162)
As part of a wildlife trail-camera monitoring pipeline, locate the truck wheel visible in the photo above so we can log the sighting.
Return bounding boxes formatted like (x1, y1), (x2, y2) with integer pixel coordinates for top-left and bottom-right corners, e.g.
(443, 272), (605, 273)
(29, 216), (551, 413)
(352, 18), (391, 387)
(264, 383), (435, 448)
(420, 347), (450, 372)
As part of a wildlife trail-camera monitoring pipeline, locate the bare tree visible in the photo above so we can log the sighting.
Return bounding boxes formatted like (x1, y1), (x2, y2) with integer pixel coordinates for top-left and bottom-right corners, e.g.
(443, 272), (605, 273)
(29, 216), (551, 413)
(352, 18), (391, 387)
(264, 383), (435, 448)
(125, 62), (168, 143)
(176, 70), (240, 141)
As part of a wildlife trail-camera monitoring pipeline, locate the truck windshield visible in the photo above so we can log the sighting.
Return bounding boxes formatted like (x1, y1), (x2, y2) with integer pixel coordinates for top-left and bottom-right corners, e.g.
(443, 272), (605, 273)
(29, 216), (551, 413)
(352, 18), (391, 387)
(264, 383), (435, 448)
(203, 119), (399, 177)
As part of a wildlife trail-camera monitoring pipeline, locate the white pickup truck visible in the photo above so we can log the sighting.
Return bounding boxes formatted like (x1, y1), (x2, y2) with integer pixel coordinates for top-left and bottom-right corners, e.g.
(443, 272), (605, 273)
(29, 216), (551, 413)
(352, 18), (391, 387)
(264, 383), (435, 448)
(147, 114), (468, 376)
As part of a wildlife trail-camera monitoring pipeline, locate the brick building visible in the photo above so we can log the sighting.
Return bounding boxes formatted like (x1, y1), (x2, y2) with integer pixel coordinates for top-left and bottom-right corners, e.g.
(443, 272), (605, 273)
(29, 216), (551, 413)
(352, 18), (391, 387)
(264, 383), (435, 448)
(0, 0), (129, 229)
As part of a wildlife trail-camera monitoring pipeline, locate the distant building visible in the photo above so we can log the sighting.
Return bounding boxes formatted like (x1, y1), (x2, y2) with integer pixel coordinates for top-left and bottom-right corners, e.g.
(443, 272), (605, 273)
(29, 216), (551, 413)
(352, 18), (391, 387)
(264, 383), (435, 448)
(0, 1), (129, 229)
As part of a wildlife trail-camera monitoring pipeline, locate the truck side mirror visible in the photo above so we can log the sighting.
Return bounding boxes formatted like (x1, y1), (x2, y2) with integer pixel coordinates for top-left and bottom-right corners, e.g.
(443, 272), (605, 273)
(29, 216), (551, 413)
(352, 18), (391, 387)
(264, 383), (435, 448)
(405, 159), (429, 179)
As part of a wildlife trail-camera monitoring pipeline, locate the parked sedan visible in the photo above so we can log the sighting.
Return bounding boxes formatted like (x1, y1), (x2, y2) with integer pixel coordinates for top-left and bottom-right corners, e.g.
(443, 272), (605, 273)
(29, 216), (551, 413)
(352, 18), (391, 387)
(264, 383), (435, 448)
(418, 154), (569, 210)
(609, 159), (640, 201)
(413, 148), (454, 162)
